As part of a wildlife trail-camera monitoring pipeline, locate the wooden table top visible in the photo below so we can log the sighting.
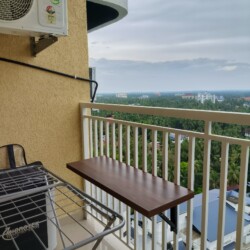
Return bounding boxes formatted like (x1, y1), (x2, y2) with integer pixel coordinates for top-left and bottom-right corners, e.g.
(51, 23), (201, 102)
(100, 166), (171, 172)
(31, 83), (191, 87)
(67, 156), (194, 218)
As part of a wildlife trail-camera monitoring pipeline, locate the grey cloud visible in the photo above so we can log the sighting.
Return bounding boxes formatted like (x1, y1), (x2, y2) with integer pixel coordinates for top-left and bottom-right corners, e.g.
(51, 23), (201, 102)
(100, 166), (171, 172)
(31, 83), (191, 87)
(88, 0), (250, 93)
(88, 0), (250, 63)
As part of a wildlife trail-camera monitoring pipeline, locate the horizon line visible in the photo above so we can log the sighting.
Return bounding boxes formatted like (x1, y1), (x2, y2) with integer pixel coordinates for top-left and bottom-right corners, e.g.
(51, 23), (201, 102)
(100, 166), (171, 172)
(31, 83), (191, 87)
(97, 89), (250, 94)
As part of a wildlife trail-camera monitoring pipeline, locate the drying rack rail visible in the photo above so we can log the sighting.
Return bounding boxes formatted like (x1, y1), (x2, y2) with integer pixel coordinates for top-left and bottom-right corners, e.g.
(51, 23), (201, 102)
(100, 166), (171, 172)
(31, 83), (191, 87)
(0, 165), (125, 250)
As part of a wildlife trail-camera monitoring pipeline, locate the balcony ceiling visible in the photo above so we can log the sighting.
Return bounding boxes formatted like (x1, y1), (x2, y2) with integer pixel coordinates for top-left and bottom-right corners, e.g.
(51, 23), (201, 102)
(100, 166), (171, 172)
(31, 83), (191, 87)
(87, 0), (128, 32)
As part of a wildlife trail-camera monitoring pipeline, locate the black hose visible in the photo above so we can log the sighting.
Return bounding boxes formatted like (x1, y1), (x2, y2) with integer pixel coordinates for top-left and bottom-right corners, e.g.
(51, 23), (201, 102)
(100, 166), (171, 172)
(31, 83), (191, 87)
(0, 57), (98, 102)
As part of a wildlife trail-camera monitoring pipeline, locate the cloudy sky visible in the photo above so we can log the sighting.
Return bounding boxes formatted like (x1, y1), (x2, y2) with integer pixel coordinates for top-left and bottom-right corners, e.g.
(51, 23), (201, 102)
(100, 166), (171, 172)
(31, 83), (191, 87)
(88, 0), (250, 93)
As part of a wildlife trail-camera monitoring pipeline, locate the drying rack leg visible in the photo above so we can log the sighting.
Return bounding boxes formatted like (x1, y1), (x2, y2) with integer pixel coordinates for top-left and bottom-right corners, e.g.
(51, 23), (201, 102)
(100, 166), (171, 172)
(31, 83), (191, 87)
(92, 215), (116, 250)
(45, 176), (66, 248)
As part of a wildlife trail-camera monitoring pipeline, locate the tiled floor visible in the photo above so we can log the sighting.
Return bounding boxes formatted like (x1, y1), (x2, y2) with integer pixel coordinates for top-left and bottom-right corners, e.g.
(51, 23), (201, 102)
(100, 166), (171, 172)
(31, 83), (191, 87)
(54, 214), (130, 250)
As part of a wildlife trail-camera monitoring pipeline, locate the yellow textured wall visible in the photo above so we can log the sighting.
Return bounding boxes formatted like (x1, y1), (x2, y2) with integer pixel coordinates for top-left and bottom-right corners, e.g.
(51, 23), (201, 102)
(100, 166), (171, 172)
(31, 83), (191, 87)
(0, 0), (89, 189)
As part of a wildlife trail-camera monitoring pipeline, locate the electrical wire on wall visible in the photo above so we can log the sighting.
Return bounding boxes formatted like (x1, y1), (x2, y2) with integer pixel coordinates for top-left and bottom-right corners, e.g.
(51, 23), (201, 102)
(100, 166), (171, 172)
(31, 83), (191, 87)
(0, 57), (98, 102)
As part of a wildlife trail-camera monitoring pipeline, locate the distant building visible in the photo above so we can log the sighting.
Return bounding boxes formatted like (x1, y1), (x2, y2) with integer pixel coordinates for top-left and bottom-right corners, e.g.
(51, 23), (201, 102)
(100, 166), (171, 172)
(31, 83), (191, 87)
(169, 133), (188, 143)
(181, 93), (195, 100)
(243, 97), (250, 102)
(217, 95), (225, 102)
(139, 95), (149, 99)
(196, 92), (216, 104)
(180, 92), (224, 104)
(116, 93), (128, 98)
(245, 128), (250, 138)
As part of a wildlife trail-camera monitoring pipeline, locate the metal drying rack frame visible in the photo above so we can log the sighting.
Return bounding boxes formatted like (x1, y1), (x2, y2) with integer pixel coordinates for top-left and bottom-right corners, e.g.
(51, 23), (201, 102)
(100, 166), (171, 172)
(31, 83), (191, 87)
(0, 164), (125, 250)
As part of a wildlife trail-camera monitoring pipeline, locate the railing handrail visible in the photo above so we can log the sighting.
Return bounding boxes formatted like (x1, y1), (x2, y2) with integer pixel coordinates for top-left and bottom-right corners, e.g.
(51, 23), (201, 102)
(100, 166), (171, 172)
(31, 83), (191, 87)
(80, 102), (250, 126)
(82, 114), (250, 147)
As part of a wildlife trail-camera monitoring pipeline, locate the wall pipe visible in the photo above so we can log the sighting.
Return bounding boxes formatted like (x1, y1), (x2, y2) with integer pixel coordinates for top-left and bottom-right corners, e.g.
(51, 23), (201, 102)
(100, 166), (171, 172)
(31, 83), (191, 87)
(0, 57), (98, 102)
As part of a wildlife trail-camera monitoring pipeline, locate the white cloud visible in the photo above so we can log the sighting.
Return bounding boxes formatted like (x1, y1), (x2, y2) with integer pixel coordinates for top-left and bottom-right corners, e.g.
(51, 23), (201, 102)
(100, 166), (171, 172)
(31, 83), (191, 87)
(218, 65), (238, 72)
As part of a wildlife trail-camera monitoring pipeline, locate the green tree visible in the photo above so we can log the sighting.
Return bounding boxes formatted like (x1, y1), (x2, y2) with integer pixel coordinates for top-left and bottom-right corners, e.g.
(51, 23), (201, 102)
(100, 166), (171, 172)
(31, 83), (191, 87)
(228, 163), (240, 186)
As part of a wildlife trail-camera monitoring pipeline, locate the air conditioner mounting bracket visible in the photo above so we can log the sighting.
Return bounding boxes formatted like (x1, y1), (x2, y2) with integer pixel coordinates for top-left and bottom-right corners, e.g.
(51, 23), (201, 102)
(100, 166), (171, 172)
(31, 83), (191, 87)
(30, 36), (58, 56)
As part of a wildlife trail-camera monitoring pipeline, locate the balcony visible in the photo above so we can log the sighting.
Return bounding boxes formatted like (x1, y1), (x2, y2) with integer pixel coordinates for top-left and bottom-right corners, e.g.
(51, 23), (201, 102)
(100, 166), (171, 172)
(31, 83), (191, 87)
(80, 102), (250, 250)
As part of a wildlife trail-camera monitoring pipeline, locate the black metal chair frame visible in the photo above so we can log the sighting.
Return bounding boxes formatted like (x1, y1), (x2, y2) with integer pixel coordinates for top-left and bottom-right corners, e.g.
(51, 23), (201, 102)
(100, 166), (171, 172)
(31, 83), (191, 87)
(0, 144), (28, 169)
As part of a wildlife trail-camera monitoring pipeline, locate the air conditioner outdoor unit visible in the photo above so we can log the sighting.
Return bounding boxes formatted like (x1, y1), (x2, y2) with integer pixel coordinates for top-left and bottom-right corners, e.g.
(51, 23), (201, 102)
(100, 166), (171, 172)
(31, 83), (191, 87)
(0, 0), (68, 37)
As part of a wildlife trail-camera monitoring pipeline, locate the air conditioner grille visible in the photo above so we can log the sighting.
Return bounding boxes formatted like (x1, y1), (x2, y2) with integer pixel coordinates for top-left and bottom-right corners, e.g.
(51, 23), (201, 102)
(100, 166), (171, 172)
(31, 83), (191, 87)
(0, 0), (33, 21)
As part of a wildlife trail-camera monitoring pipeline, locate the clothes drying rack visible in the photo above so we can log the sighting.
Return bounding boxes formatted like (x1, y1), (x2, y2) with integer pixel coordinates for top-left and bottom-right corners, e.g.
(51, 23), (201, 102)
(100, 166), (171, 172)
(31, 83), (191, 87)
(0, 164), (124, 250)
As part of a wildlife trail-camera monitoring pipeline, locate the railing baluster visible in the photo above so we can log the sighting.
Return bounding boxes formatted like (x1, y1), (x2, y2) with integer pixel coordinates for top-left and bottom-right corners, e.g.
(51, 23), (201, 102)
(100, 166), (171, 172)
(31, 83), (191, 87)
(174, 133), (181, 183)
(94, 119), (98, 157)
(143, 128), (147, 172)
(201, 121), (212, 250)
(152, 216), (157, 250)
(126, 200), (131, 245)
(112, 122), (116, 159)
(105, 121), (110, 157)
(133, 126), (139, 249)
(186, 136), (195, 250)
(134, 126), (138, 168)
(99, 120), (104, 219)
(126, 125), (131, 164)
(142, 128), (148, 250)
(162, 131), (169, 250)
(236, 145), (250, 249)
(94, 119), (100, 218)
(126, 125), (131, 246)
(99, 120), (104, 156)
(89, 119), (94, 215)
(118, 123), (124, 239)
(105, 120), (110, 208)
(89, 119), (93, 158)
(162, 131), (169, 180)
(217, 142), (229, 249)
(152, 129), (158, 250)
(152, 130), (157, 176)
(111, 122), (116, 211)
(119, 124), (123, 162)
(173, 134), (181, 250)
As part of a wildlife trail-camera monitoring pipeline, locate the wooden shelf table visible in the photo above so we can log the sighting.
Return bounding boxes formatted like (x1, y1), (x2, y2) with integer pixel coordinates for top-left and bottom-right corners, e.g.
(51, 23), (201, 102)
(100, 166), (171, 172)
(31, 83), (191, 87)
(67, 156), (194, 233)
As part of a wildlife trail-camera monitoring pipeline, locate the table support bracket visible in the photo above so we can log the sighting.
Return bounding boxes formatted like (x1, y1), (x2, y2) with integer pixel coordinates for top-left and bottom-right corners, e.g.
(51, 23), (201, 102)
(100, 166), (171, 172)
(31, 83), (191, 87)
(159, 207), (177, 234)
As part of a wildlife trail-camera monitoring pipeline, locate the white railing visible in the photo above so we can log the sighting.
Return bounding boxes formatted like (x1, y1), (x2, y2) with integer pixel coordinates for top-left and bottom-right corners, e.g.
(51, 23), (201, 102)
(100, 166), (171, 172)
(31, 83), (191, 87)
(80, 102), (250, 250)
